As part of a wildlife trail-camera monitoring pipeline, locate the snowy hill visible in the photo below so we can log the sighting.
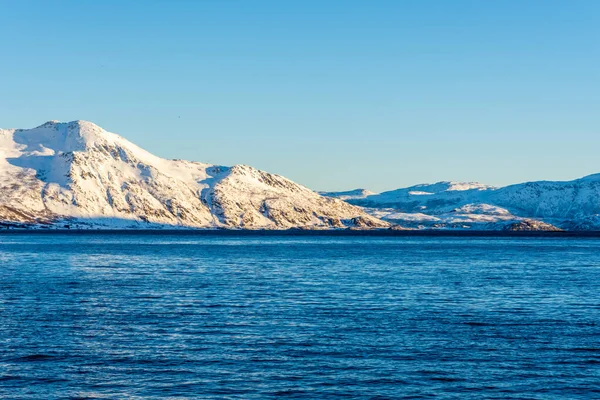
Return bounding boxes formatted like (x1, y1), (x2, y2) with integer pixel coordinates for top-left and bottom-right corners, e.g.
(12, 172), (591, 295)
(0, 121), (388, 229)
(318, 189), (375, 200)
(324, 176), (600, 230)
(484, 174), (600, 230)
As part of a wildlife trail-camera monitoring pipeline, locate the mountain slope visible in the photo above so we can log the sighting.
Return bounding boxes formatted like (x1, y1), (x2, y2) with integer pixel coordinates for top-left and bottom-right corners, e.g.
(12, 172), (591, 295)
(0, 121), (388, 229)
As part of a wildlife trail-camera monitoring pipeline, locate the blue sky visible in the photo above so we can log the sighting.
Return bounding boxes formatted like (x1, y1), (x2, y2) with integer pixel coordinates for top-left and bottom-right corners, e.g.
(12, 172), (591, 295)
(1, 0), (598, 192)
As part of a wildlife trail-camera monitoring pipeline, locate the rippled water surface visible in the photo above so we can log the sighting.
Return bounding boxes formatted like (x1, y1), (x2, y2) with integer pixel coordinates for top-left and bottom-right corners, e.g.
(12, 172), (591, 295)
(1, 233), (600, 399)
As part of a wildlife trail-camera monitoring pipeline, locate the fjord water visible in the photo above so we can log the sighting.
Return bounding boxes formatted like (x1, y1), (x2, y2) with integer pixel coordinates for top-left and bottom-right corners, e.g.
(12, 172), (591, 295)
(1, 234), (599, 399)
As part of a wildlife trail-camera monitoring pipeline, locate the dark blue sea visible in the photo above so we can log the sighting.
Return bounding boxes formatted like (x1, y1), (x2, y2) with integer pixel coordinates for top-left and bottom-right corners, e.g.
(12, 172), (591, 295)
(1, 233), (599, 399)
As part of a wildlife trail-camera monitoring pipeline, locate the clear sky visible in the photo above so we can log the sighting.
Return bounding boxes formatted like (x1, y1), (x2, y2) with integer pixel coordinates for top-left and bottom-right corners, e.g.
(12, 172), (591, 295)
(1, 0), (598, 192)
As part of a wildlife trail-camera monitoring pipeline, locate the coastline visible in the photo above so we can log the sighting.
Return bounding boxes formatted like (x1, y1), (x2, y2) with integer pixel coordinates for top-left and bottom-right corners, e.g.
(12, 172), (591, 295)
(2, 228), (600, 237)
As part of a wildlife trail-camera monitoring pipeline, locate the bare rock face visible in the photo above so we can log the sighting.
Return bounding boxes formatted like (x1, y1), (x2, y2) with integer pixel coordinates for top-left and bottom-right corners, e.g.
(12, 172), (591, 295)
(502, 220), (562, 232)
(388, 224), (411, 231)
(0, 205), (55, 227)
(0, 120), (389, 230)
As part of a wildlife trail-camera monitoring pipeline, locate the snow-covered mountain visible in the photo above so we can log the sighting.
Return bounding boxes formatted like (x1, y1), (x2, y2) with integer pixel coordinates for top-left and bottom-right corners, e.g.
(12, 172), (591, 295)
(0, 120), (388, 229)
(5, 120), (599, 231)
(484, 174), (600, 230)
(324, 176), (600, 230)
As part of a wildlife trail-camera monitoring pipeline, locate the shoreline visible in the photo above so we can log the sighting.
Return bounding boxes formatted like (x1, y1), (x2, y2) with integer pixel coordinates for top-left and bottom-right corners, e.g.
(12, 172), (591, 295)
(2, 228), (600, 237)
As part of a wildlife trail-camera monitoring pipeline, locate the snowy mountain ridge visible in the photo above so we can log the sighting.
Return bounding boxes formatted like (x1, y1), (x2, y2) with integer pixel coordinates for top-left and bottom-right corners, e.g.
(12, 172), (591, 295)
(324, 175), (600, 230)
(0, 120), (388, 229)
(318, 189), (375, 200)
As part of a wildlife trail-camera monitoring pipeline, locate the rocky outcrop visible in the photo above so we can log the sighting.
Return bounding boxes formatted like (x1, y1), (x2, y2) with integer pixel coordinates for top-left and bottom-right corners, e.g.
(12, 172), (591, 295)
(502, 220), (562, 232)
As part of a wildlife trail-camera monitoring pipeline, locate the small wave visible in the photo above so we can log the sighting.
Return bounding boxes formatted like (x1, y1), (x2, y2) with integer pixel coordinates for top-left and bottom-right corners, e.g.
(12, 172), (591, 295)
(12, 354), (59, 362)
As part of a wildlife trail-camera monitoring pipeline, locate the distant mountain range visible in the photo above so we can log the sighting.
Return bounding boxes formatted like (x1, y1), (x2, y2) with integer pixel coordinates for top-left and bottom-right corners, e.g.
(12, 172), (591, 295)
(1, 120), (598, 231)
(322, 175), (600, 231)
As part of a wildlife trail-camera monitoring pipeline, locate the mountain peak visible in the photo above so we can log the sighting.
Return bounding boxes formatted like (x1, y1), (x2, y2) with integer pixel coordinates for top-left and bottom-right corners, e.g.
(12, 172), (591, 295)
(35, 119), (104, 131)
(38, 120), (61, 127)
(409, 181), (495, 193)
(319, 189), (375, 200)
(19, 120), (114, 154)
